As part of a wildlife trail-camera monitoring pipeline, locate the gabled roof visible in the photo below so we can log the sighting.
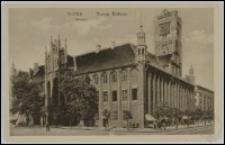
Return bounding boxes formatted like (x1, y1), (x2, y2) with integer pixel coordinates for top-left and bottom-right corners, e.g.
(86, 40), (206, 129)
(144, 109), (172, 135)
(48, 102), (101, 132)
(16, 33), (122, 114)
(146, 52), (160, 66)
(30, 55), (74, 82)
(196, 85), (214, 94)
(74, 43), (136, 75)
(157, 54), (172, 65)
(29, 43), (186, 82)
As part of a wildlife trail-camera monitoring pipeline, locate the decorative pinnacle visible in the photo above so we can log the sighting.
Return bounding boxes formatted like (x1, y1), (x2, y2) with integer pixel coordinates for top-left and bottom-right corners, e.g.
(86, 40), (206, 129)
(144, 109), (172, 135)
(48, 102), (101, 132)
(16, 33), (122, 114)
(140, 13), (143, 28)
(190, 64), (194, 72)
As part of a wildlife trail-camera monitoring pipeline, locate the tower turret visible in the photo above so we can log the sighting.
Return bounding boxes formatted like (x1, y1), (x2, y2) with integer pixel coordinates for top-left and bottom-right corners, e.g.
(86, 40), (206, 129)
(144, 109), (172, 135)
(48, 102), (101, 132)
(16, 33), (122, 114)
(154, 9), (182, 77)
(136, 14), (147, 63)
(64, 38), (68, 63)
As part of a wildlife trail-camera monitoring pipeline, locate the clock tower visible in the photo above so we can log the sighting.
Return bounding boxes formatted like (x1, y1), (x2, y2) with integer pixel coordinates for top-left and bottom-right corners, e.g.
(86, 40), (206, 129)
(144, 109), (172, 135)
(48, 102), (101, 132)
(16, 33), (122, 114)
(154, 9), (182, 77)
(136, 15), (147, 63)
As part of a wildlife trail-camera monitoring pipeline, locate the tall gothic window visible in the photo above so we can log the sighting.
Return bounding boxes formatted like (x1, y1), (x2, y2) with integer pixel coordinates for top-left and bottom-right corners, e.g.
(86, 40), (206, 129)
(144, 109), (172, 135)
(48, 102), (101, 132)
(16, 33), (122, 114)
(47, 56), (51, 72)
(130, 69), (137, 82)
(60, 51), (65, 64)
(93, 74), (99, 84)
(110, 71), (117, 82)
(122, 90), (128, 101)
(123, 110), (128, 120)
(96, 91), (99, 103)
(132, 88), (138, 100)
(103, 91), (108, 102)
(112, 91), (117, 101)
(112, 110), (118, 120)
(102, 72), (107, 83)
(121, 70), (127, 81)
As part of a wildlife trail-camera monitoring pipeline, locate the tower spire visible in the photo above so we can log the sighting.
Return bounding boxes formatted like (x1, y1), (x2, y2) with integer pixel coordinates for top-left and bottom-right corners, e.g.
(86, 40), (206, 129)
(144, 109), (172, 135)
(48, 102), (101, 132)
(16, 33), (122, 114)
(64, 38), (68, 63)
(64, 38), (67, 53)
(190, 64), (194, 73)
(58, 34), (61, 49)
(136, 12), (147, 63)
(137, 13), (145, 45)
(45, 45), (47, 57)
(50, 36), (53, 45)
(140, 13), (143, 28)
(189, 64), (195, 84)
(65, 38), (67, 47)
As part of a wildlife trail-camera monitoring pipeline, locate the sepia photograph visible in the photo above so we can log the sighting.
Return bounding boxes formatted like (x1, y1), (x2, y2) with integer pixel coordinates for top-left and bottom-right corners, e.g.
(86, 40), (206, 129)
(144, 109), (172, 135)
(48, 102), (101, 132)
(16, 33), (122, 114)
(2, 1), (224, 144)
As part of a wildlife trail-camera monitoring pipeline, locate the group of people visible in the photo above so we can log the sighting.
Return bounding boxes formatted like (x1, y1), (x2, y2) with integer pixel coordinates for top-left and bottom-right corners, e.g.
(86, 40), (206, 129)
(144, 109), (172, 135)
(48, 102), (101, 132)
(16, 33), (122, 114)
(41, 114), (50, 132)
(153, 119), (167, 131)
(46, 123), (50, 132)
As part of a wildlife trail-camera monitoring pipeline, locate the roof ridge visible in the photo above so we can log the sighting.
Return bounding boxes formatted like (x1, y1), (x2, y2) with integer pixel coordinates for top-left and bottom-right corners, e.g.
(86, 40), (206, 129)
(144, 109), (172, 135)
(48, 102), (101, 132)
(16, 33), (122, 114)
(196, 85), (214, 92)
(74, 42), (133, 58)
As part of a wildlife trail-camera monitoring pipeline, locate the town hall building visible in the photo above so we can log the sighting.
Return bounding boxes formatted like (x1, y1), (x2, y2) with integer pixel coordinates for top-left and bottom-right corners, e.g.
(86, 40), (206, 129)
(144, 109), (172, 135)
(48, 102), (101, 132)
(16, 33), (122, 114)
(28, 9), (211, 128)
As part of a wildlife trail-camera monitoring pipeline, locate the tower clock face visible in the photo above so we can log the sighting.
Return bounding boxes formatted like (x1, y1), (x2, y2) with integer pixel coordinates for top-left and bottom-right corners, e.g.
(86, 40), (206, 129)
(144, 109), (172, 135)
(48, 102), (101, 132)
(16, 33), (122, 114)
(159, 22), (171, 36)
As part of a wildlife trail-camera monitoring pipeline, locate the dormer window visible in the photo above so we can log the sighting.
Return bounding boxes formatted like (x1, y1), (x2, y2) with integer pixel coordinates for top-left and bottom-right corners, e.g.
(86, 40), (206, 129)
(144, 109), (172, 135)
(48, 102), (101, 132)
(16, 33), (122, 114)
(121, 70), (127, 81)
(110, 71), (117, 82)
(93, 74), (99, 84)
(102, 72), (107, 83)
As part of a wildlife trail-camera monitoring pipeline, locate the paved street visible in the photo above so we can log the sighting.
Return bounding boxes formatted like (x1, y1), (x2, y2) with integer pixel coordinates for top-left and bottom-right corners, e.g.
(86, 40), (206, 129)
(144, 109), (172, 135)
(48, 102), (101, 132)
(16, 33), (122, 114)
(10, 126), (109, 136)
(161, 125), (214, 135)
(10, 124), (214, 136)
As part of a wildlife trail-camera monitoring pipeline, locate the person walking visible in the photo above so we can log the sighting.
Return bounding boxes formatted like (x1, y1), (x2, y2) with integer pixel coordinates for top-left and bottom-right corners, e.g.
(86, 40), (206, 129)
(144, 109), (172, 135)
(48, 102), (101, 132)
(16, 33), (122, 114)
(46, 123), (50, 132)
(26, 116), (30, 126)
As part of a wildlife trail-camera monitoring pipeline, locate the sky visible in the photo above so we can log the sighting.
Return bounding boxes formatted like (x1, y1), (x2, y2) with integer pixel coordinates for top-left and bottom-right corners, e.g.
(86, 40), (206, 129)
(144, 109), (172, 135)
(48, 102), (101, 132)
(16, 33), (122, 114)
(8, 8), (214, 90)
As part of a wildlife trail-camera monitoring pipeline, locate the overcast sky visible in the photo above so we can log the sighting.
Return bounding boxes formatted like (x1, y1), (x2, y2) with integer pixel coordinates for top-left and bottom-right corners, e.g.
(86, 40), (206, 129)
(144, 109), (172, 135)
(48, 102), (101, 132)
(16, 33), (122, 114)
(8, 8), (214, 90)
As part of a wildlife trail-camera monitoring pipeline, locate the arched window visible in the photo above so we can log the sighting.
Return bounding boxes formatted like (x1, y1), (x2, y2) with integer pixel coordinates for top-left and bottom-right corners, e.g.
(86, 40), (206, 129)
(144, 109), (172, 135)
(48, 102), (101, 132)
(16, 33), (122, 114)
(52, 78), (58, 106)
(110, 71), (117, 82)
(130, 69), (137, 82)
(101, 72), (107, 83)
(47, 81), (50, 98)
(138, 49), (141, 55)
(121, 70), (127, 81)
(142, 49), (145, 55)
(93, 74), (99, 84)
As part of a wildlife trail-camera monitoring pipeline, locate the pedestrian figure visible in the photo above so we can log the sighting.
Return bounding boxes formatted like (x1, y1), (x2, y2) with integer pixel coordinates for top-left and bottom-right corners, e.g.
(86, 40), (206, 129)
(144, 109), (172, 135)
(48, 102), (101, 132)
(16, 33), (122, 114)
(46, 123), (50, 132)
(26, 109), (30, 126)
(161, 119), (166, 132)
(109, 126), (112, 135)
(26, 116), (30, 126)
(153, 121), (157, 128)
(43, 115), (46, 126)
(158, 122), (162, 130)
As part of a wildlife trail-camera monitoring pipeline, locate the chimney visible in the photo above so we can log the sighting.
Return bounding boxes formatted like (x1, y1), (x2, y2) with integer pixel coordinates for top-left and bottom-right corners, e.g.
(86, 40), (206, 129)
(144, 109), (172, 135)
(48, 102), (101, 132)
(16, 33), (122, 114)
(33, 63), (39, 73)
(96, 45), (101, 53)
